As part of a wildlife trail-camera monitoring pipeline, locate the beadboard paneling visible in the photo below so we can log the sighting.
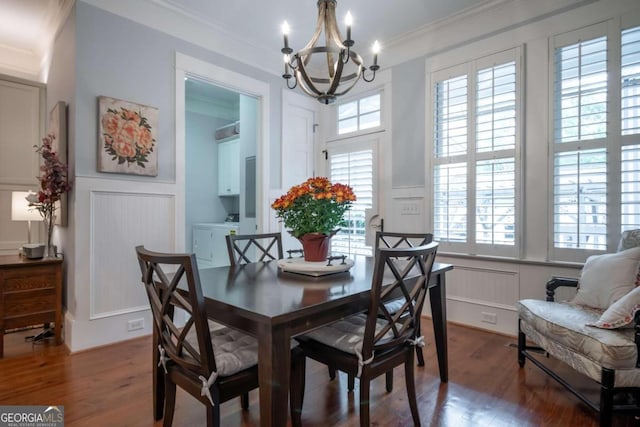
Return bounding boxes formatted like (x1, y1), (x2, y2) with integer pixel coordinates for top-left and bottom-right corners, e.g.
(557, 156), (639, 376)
(447, 264), (519, 307)
(90, 191), (175, 318)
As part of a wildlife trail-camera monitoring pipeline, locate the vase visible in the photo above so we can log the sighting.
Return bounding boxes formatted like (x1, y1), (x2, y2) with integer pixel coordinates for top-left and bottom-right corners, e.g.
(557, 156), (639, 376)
(298, 232), (333, 262)
(43, 213), (56, 259)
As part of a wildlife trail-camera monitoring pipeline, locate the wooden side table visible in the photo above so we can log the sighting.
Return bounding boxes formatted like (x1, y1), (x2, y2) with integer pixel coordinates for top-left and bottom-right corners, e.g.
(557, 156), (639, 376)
(0, 255), (63, 357)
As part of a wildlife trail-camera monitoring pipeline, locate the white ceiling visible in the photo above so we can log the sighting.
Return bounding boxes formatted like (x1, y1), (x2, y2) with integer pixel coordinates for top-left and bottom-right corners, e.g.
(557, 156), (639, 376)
(158, 0), (493, 57)
(0, 0), (495, 80)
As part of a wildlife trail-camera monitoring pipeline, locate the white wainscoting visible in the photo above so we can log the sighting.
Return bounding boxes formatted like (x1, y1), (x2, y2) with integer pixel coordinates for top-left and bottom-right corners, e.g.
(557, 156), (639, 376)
(437, 255), (581, 335)
(90, 191), (175, 319)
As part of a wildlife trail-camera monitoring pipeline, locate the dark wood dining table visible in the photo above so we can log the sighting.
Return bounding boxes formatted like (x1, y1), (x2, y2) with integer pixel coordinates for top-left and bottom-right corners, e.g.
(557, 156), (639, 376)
(152, 256), (453, 427)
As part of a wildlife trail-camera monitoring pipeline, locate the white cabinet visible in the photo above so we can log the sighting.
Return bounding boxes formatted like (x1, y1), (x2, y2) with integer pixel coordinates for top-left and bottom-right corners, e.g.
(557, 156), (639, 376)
(192, 223), (239, 268)
(218, 139), (240, 196)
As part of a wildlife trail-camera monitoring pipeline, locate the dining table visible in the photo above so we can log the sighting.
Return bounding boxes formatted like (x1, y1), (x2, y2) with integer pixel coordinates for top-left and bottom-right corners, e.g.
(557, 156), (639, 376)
(152, 256), (453, 427)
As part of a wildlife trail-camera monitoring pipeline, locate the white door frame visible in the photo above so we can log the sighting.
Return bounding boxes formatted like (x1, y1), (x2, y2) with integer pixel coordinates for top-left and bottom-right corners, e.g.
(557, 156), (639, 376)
(175, 53), (270, 249)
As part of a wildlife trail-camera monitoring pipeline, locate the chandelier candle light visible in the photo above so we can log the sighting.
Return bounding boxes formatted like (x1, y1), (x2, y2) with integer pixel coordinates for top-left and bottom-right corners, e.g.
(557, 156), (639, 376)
(281, 0), (380, 104)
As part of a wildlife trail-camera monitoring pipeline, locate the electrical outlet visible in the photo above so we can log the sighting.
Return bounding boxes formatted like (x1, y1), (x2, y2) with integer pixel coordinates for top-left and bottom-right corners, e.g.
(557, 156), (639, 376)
(127, 318), (144, 331)
(481, 312), (497, 324)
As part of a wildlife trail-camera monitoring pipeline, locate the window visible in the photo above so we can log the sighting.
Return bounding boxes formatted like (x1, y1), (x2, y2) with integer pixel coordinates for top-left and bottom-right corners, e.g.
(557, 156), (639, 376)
(551, 22), (640, 260)
(431, 48), (520, 256)
(337, 93), (381, 135)
(329, 148), (374, 256)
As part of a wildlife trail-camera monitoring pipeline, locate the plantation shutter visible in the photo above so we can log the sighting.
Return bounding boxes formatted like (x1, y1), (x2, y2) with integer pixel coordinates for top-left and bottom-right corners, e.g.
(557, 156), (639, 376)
(329, 149), (374, 256)
(621, 26), (640, 136)
(620, 26), (640, 233)
(475, 61), (516, 246)
(433, 73), (469, 243)
(552, 26), (608, 252)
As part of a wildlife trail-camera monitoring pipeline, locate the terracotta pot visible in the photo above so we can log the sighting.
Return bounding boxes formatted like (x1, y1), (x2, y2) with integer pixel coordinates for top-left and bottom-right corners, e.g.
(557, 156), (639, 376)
(298, 232), (333, 262)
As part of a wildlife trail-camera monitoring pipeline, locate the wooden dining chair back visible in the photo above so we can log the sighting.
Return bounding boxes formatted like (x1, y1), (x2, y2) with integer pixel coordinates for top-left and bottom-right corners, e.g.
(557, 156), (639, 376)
(135, 246), (260, 427)
(225, 232), (284, 266)
(292, 242), (439, 427)
(374, 231), (433, 368)
(374, 231), (433, 252)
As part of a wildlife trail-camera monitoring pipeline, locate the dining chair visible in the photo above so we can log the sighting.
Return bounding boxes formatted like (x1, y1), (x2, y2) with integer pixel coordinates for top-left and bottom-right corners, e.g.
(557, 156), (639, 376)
(135, 245), (301, 427)
(225, 232), (284, 265)
(337, 231), (434, 391)
(375, 231), (433, 368)
(291, 242), (439, 427)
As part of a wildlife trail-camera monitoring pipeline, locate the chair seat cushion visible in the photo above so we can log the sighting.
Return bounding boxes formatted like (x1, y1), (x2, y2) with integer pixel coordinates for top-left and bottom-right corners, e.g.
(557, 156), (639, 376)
(301, 313), (399, 355)
(518, 299), (638, 369)
(383, 298), (405, 314)
(185, 323), (258, 377)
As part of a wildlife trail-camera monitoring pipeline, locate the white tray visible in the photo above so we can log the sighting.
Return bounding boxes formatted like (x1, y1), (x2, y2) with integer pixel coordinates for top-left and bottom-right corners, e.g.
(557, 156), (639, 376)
(277, 257), (354, 277)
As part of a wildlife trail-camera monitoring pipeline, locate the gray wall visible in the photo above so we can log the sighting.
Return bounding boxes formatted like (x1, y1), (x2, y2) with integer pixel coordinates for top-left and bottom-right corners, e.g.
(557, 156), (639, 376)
(391, 57), (426, 188)
(74, 1), (284, 186)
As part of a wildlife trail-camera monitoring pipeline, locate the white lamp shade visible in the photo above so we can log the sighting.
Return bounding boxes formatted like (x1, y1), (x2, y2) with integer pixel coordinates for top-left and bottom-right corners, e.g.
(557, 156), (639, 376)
(11, 191), (42, 222)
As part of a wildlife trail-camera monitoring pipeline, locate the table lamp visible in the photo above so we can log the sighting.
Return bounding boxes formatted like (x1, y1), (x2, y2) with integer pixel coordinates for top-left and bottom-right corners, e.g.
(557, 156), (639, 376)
(11, 191), (42, 244)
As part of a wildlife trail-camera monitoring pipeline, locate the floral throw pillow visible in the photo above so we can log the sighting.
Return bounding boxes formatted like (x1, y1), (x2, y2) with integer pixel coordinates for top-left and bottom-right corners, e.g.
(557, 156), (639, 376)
(570, 246), (640, 310)
(587, 286), (640, 329)
(617, 229), (640, 252)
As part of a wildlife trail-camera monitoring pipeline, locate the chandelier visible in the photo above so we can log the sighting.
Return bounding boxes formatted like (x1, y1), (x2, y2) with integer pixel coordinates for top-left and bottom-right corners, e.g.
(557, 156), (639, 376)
(280, 0), (380, 105)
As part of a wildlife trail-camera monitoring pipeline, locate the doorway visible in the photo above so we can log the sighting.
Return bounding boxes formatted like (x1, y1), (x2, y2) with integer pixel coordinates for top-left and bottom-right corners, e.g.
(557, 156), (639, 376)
(175, 53), (270, 252)
(184, 79), (259, 255)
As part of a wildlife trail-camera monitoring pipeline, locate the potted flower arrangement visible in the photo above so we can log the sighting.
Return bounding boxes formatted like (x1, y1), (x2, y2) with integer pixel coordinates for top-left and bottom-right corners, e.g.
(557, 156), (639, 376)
(271, 177), (356, 261)
(26, 134), (72, 258)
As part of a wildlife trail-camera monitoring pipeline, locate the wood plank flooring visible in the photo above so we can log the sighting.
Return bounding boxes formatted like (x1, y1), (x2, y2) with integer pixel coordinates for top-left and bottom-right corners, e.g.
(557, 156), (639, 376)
(0, 320), (637, 426)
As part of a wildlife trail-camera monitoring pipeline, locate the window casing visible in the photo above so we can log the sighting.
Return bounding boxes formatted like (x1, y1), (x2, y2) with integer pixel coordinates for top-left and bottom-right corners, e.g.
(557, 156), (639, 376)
(550, 20), (640, 262)
(431, 48), (521, 257)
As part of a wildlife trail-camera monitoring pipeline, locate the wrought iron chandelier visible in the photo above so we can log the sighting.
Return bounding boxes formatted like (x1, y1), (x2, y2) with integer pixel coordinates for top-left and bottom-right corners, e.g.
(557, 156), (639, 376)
(281, 0), (380, 105)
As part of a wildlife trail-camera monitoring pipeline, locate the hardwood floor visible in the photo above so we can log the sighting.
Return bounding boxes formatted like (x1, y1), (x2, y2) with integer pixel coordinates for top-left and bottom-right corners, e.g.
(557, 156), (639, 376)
(0, 320), (637, 426)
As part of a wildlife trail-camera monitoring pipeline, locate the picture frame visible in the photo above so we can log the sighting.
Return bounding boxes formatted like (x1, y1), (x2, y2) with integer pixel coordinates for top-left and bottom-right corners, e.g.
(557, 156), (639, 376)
(97, 96), (158, 176)
(48, 101), (68, 226)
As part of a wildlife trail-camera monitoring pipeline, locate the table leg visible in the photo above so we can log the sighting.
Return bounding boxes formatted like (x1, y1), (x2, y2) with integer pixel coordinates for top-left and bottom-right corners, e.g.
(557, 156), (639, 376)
(258, 324), (290, 427)
(152, 326), (164, 421)
(429, 273), (448, 382)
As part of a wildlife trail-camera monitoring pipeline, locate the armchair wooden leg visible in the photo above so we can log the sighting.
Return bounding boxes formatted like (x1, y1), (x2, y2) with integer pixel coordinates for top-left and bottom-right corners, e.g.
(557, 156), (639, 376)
(599, 368), (615, 427)
(240, 392), (249, 410)
(348, 374), (355, 391)
(517, 321), (526, 368)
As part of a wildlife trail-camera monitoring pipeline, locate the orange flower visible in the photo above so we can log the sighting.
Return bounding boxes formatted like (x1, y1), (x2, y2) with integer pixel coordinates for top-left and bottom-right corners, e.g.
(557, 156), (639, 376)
(271, 177), (356, 237)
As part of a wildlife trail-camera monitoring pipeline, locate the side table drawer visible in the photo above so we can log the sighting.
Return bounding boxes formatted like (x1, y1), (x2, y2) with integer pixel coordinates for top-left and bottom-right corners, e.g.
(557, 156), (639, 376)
(3, 266), (56, 291)
(3, 288), (56, 318)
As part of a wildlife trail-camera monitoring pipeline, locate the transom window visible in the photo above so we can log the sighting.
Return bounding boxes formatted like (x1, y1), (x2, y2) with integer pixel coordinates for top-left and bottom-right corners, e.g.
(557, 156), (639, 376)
(337, 93), (381, 135)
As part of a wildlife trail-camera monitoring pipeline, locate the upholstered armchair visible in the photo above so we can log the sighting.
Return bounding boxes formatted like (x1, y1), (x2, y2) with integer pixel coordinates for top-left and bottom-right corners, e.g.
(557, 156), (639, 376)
(517, 230), (640, 427)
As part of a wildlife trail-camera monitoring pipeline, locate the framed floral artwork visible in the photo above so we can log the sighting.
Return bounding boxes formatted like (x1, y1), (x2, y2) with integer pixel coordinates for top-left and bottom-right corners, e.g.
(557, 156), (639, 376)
(98, 96), (158, 176)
